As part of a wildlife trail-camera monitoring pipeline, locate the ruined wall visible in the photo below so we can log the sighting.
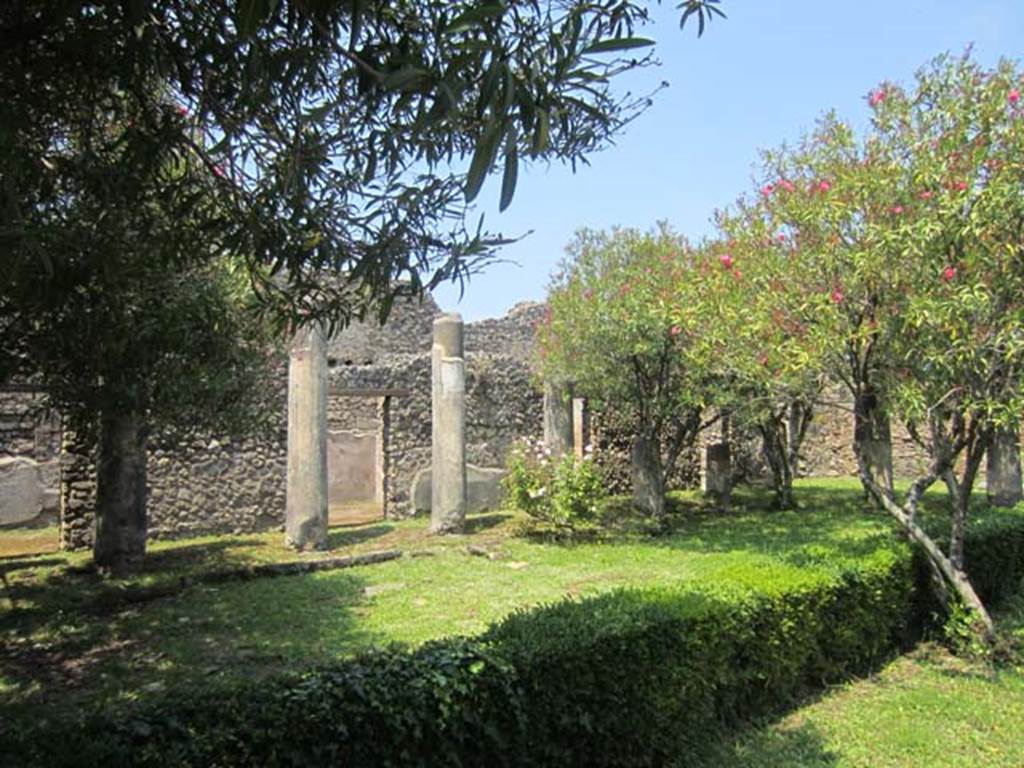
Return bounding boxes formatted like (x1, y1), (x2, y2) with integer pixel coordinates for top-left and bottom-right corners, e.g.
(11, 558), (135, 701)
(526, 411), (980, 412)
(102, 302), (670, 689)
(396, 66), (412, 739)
(0, 391), (61, 528)
(52, 294), (545, 547)
(39, 284), (1021, 552)
(464, 302), (547, 362)
(798, 397), (931, 479)
(327, 308), (544, 518)
(325, 297), (437, 366)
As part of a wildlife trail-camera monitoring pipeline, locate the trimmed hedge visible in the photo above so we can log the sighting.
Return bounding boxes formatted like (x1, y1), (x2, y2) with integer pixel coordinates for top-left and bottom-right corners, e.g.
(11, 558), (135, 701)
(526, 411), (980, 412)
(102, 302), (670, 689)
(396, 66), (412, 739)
(5, 511), (1023, 768)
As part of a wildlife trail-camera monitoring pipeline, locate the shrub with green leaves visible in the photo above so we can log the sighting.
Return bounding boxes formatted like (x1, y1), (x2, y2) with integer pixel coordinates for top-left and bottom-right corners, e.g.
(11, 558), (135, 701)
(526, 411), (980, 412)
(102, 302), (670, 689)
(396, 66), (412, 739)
(503, 437), (606, 528)
(8, 507), (1023, 767)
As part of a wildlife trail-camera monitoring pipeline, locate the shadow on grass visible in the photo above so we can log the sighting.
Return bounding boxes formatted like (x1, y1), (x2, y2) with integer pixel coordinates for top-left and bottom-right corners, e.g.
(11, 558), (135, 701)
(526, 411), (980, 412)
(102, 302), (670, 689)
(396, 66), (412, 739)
(0, 557), (66, 577)
(463, 512), (513, 534)
(0, 562), (380, 727)
(326, 523), (394, 550)
(0, 530), (397, 728)
(138, 537), (270, 574)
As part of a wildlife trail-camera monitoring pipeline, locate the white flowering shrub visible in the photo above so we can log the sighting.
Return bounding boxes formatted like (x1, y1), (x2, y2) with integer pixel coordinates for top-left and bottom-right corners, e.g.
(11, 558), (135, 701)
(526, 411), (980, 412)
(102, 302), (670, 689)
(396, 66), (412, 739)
(503, 437), (606, 528)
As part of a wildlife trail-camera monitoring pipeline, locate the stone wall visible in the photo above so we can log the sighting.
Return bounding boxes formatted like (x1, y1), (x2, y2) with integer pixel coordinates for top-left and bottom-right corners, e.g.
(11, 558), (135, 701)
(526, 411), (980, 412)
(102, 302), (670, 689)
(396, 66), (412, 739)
(0, 390), (61, 528)
(325, 297), (437, 366)
(464, 302), (547, 363)
(798, 396), (931, 479)
(328, 327), (544, 516)
(49, 295), (546, 547)
(27, 286), (1022, 551)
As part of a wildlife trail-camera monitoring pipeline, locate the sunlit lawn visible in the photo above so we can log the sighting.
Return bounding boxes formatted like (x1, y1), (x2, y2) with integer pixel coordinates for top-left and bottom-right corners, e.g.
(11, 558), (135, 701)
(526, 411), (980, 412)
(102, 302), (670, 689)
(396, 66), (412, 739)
(1, 477), (1021, 765)
(691, 591), (1024, 768)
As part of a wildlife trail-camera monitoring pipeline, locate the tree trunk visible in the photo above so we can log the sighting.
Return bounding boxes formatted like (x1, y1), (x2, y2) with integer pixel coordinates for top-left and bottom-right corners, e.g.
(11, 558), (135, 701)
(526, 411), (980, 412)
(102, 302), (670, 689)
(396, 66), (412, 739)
(854, 389), (894, 502)
(856, 459), (995, 642)
(759, 416), (795, 510)
(986, 428), (1022, 507)
(94, 408), (148, 577)
(631, 433), (665, 519)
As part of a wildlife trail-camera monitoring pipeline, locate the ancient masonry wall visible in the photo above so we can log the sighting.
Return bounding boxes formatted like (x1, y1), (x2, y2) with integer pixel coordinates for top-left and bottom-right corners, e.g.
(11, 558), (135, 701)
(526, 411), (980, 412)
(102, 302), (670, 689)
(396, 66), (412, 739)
(7, 292), (1018, 551)
(0, 391), (61, 528)
(41, 297), (545, 548)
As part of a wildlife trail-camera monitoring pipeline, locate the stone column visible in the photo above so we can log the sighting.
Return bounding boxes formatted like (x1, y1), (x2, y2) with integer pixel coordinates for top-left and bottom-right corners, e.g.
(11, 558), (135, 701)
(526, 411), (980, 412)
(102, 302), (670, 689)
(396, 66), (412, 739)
(702, 413), (732, 509)
(431, 314), (466, 534)
(987, 428), (1022, 507)
(572, 398), (590, 459)
(543, 380), (573, 459)
(286, 323), (328, 550)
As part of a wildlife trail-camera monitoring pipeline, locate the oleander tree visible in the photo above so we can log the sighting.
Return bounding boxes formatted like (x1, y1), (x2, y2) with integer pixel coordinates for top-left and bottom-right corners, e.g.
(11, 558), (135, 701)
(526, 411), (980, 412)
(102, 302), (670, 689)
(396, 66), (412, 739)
(0, 0), (728, 572)
(723, 53), (1024, 638)
(538, 225), (723, 519)
(855, 54), (1024, 638)
(737, 113), (915, 501)
(701, 223), (830, 510)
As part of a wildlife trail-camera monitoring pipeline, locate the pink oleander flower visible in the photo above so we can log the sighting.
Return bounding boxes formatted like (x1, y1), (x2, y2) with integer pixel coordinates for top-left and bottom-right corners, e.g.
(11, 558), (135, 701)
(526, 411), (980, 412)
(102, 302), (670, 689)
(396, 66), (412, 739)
(761, 183), (775, 197)
(942, 265), (957, 281)
(719, 253), (734, 269)
(817, 180), (831, 193)
(890, 205), (904, 215)
(778, 179), (795, 193)
(868, 89), (885, 107)
(831, 289), (844, 304)
(918, 190), (933, 200)
(669, 325), (681, 337)
(775, 233), (786, 243)
(954, 180), (968, 191)
(1010, 88), (1021, 105)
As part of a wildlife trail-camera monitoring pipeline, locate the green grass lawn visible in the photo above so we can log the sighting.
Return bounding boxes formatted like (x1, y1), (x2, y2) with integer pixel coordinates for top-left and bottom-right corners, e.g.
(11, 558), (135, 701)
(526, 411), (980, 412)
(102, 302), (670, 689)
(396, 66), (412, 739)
(692, 590), (1024, 768)
(1, 477), (1022, 765)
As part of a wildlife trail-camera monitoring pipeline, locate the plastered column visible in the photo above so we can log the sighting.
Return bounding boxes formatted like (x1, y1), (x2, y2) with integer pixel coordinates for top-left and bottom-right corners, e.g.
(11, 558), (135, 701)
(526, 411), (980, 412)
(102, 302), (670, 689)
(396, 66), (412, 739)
(285, 323), (328, 550)
(702, 413), (732, 509)
(543, 380), (573, 459)
(431, 314), (466, 534)
(987, 428), (1022, 507)
(572, 398), (590, 460)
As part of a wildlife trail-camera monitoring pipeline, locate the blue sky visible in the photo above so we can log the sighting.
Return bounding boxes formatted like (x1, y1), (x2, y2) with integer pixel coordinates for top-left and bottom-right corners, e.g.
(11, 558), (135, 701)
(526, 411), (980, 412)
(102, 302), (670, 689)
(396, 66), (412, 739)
(431, 0), (1024, 320)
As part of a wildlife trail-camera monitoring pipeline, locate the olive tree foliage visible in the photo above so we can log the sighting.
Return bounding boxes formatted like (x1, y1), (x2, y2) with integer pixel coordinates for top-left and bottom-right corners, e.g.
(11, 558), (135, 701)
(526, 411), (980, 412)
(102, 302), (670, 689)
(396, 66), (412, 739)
(538, 226), (722, 519)
(0, 94), (277, 574)
(1, 0), (728, 332)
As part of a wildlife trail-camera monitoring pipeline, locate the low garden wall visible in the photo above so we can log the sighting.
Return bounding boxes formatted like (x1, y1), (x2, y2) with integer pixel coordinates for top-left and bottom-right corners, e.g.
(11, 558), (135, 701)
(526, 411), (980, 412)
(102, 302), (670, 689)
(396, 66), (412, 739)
(10, 509), (1024, 767)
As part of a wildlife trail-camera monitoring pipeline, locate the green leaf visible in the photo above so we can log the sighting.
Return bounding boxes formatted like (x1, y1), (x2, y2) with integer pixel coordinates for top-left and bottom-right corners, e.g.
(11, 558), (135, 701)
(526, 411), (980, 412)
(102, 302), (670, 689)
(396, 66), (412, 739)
(581, 37), (655, 55)
(383, 67), (430, 91)
(445, 2), (506, 34)
(532, 109), (550, 155)
(235, 0), (265, 39)
(465, 122), (502, 203)
(500, 131), (518, 212)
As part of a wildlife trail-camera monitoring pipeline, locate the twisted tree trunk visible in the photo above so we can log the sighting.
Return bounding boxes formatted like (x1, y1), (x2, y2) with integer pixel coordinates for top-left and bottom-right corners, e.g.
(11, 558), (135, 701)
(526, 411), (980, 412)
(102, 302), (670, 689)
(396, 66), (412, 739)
(856, 447), (995, 643)
(854, 387), (894, 503)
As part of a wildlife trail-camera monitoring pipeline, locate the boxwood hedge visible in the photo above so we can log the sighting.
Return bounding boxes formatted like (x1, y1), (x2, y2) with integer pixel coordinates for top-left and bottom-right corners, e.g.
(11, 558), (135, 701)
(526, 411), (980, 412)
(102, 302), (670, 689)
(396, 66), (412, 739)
(5, 511), (1023, 767)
